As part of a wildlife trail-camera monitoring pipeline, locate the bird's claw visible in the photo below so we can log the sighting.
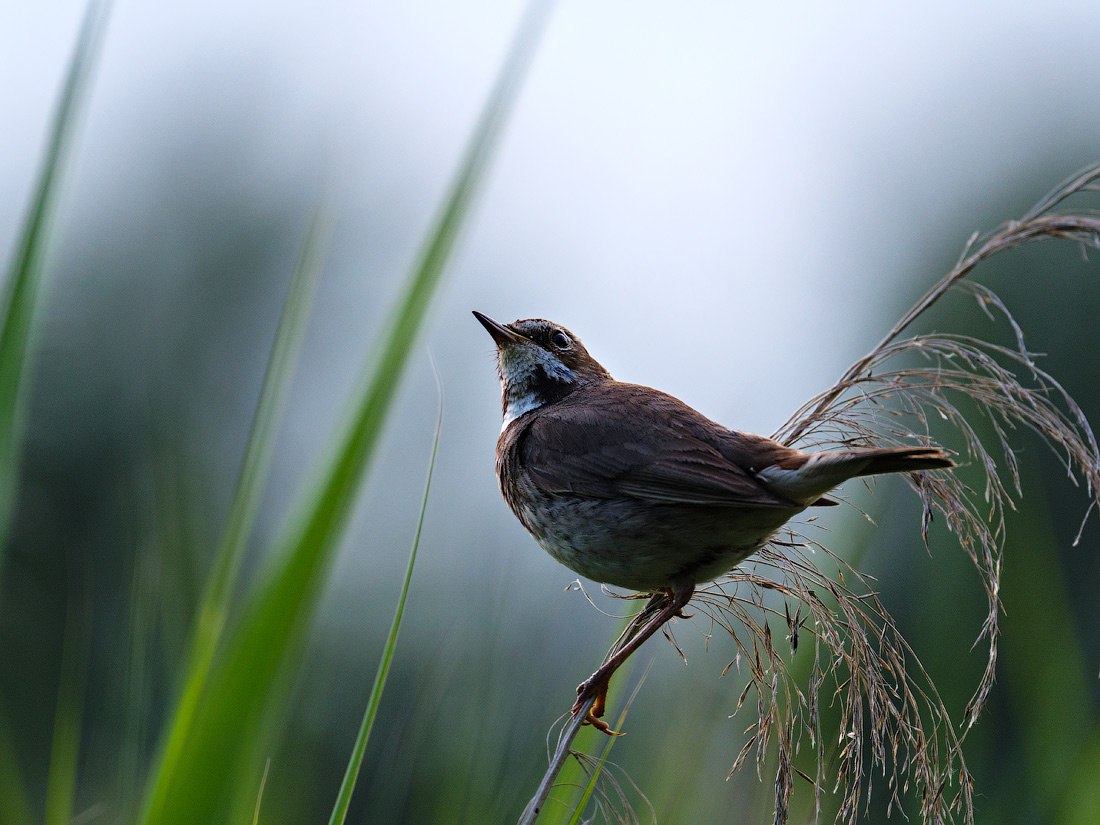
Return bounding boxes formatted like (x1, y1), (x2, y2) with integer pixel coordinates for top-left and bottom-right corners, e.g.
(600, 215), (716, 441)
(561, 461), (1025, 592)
(572, 675), (623, 736)
(582, 707), (624, 735)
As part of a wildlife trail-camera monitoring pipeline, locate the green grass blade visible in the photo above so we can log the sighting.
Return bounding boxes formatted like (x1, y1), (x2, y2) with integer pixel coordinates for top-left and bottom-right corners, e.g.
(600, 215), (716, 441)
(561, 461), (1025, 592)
(564, 665), (646, 825)
(43, 608), (90, 825)
(1057, 729), (1100, 825)
(535, 615), (638, 825)
(0, 711), (35, 825)
(251, 759), (272, 825)
(0, 0), (110, 553)
(138, 2), (555, 821)
(202, 204), (330, 647)
(999, 487), (1093, 814)
(327, 361), (442, 825)
(137, 203), (329, 825)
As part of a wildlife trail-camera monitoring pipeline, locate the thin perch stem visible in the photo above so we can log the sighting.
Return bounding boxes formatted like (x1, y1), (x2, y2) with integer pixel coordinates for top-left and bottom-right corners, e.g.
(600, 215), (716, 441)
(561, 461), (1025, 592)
(517, 702), (593, 825)
(519, 591), (677, 823)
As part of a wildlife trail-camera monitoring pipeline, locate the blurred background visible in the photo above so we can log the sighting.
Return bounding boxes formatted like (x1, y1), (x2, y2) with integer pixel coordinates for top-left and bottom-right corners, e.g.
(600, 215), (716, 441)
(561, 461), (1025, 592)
(2, 1), (1099, 823)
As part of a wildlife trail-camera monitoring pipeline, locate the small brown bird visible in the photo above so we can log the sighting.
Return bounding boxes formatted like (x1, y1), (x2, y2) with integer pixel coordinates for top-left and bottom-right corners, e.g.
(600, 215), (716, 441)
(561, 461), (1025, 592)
(474, 311), (953, 732)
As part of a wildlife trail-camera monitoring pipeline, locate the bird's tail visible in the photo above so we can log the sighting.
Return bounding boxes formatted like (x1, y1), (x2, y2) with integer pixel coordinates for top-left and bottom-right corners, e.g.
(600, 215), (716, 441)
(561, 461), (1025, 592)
(845, 446), (955, 477)
(758, 446), (954, 505)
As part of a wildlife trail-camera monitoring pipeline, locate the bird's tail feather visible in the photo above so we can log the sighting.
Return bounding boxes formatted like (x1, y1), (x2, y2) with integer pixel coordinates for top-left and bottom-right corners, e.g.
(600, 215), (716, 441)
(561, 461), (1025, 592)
(848, 446), (955, 477)
(758, 446), (954, 505)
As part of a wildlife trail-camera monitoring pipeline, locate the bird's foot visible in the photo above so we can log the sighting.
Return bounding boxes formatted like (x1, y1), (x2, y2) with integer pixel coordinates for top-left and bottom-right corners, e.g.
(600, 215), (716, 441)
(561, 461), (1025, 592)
(572, 674), (623, 736)
(663, 591), (692, 620)
(582, 707), (623, 736)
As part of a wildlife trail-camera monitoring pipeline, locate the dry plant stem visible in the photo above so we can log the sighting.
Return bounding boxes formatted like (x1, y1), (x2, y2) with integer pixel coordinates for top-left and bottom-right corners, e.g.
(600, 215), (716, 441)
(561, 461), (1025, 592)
(517, 703), (592, 825)
(519, 593), (672, 824)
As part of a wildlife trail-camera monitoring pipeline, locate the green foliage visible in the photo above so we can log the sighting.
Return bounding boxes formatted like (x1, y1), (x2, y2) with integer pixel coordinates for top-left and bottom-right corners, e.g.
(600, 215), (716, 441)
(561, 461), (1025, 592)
(44, 612), (89, 825)
(0, 715), (33, 825)
(137, 3), (554, 823)
(328, 372), (442, 825)
(0, 1), (108, 557)
(0, 5), (108, 820)
(138, 202), (328, 824)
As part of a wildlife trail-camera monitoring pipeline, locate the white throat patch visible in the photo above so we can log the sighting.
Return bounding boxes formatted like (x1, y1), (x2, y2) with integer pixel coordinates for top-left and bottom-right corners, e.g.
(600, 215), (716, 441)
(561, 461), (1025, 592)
(502, 393), (542, 431)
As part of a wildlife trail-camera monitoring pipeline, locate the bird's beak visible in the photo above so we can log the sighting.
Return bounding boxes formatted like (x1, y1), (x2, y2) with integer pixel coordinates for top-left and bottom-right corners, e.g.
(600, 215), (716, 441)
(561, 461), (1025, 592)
(472, 311), (526, 346)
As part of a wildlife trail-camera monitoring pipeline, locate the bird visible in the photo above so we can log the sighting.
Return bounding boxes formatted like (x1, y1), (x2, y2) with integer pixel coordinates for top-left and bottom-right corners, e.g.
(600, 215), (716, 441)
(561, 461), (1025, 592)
(473, 311), (954, 732)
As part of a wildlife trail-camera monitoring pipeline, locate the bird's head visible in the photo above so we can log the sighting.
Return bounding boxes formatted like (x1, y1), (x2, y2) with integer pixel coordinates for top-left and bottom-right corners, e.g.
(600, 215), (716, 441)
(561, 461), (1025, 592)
(473, 311), (611, 427)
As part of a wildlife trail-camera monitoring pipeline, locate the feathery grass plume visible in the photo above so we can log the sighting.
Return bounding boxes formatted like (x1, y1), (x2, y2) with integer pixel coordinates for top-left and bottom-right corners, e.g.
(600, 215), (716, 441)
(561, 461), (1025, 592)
(706, 161), (1100, 824)
(523, 162), (1100, 825)
(566, 752), (653, 825)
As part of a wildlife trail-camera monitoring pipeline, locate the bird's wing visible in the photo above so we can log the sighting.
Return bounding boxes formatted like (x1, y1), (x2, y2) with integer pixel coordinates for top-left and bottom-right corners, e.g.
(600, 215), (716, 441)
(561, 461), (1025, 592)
(516, 384), (801, 508)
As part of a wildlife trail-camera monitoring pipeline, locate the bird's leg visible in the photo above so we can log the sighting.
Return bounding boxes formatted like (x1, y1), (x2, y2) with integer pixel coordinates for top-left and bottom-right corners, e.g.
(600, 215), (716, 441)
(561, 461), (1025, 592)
(573, 582), (694, 734)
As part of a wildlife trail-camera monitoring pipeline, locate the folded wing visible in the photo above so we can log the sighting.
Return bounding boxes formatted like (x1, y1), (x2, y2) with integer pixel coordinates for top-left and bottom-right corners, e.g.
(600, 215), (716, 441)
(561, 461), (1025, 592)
(516, 384), (801, 509)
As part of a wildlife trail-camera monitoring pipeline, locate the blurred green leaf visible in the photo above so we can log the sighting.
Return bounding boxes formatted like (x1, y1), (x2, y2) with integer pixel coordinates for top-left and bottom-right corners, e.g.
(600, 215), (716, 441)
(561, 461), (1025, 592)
(1057, 727), (1100, 825)
(0, 711), (34, 825)
(44, 608), (90, 825)
(328, 365), (442, 825)
(140, 199), (328, 825)
(0, 1), (109, 556)
(999, 479), (1094, 817)
(137, 2), (555, 822)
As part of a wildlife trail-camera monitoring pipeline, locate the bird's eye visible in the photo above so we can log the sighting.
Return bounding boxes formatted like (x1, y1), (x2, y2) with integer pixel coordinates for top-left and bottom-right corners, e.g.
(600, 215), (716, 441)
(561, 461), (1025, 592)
(550, 330), (571, 349)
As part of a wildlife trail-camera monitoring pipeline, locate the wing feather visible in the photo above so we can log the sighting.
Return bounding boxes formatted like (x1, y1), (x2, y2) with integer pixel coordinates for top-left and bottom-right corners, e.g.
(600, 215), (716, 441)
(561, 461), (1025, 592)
(516, 384), (800, 508)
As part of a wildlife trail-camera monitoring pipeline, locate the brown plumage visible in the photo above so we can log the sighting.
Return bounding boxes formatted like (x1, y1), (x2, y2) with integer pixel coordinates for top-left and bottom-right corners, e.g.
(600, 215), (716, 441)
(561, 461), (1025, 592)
(474, 311), (954, 731)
